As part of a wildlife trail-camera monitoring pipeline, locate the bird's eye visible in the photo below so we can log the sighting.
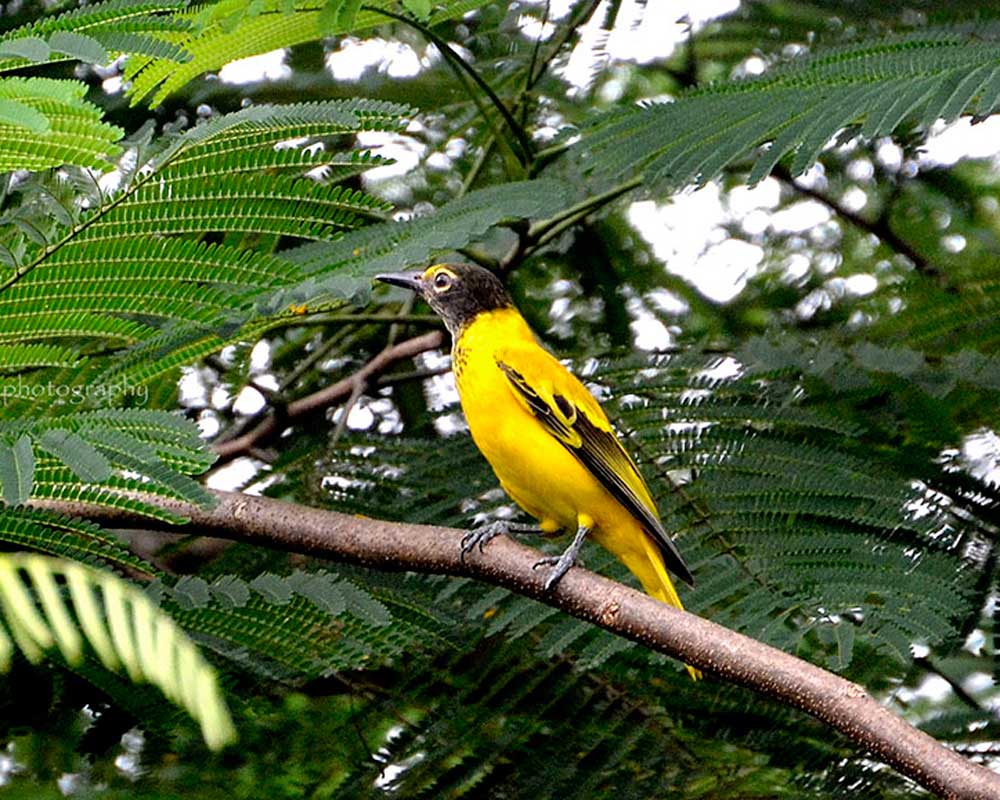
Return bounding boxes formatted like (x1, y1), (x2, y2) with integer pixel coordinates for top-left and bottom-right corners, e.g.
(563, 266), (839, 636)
(433, 272), (453, 291)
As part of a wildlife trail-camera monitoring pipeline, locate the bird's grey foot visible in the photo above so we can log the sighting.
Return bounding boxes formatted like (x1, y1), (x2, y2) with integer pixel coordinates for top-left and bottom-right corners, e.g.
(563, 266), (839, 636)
(533, 524), (590, 592)
(461, 520), (543, 558)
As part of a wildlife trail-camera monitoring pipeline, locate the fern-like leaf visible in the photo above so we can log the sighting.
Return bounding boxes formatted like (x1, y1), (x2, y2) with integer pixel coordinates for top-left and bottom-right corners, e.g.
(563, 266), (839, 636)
(0, 79), (122, 170)
(0, 552), (235, 750)
(0, 506), (157, 577)
(271, 178), (576, 307)
(124, 0), (495, 106)
(78, 175), (390, 241)
(580, 24), (1000, 190)
(148, 568), (454, 680)
(0, 410), (215, 527)
(0, 434), (34, 505)
(0, 100), (414, 404)
(0, 0), (190, 73)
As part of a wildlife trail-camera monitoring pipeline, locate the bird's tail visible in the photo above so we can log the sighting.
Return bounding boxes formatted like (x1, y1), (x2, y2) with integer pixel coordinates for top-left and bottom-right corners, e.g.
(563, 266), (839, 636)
(633, 533), (702, 682)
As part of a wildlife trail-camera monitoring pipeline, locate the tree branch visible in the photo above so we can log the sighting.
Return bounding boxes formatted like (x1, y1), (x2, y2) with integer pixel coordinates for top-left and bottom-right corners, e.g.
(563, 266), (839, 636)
(914, 655), (990, 716)
(32, 490), (1000, 800)
(211, 331), (445, 464)
(772, 165), (948, 285)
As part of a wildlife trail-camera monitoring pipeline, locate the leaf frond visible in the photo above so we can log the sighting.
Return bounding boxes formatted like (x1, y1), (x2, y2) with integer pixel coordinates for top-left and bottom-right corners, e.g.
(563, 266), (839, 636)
(580, 24), (1000, 189)
(0, 552), (234, 749)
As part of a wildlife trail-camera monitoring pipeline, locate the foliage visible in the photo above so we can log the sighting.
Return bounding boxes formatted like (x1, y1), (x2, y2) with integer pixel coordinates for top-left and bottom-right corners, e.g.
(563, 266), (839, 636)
(580, 22), (1000, 190)
(277, 177), (577, 305)
(0, 0), (999, 797)
(0, 78), (123, 171)
(0, 552), (234, 750)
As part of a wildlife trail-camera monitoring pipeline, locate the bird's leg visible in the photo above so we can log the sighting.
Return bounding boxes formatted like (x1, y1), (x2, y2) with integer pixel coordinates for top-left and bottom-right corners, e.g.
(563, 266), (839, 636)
(461, 520), (544, 558)
(533, 524), (590, 592)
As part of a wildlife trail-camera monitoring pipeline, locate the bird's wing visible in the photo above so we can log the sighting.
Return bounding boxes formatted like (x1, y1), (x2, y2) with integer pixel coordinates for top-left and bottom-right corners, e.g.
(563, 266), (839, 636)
(496, 345), (694, 586)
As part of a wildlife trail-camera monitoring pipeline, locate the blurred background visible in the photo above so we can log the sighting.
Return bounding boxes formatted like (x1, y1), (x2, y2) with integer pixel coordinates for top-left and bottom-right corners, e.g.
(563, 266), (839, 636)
(3, 0), (1000, 797)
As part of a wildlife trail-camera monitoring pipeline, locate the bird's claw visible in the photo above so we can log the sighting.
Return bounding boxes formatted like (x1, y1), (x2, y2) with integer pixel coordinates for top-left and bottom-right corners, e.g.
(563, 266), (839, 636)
(461, 520), (508, 560)
(532, 553), (577, 593)
(531, 523), (590, 592)
(461, 521), (544, 561)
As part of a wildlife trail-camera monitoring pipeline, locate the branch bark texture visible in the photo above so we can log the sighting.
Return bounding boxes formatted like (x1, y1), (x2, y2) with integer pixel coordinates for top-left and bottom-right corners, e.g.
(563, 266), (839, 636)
(35, 491), (1000, 800)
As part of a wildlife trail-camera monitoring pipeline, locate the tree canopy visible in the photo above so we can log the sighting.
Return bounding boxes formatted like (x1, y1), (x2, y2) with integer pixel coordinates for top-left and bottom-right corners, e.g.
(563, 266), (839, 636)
(0, 0), (999, 797)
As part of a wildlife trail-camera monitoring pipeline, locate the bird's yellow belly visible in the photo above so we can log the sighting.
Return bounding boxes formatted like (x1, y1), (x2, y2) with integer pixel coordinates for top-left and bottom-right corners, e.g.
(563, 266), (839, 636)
(457, 354), (611, 533)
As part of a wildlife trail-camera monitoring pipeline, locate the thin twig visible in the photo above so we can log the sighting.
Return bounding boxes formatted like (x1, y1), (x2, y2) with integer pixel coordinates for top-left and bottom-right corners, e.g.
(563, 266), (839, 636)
(374, 366), (451, 387)
(914, 656), (990, 716)
(526, 177), (642, 241)
(524, 0), (550, 94)
(459, 0), (603, 192)
(459, 135), (497, 196)
(386, 293), (415, 348)
(278, 325), (358, 394)
(330, 377), (366, 445)
(209, 327), (355, 457)
(526, 0), (604, 92)
(271, 313), (440, 328)
(772, 165), (946, 284)
(365, 6), (534, 167)
(499, 177), (642, 269)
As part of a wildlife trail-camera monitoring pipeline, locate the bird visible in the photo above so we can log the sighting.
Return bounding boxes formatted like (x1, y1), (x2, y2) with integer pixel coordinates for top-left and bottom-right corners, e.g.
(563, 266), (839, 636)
(376, 263), (699, 679)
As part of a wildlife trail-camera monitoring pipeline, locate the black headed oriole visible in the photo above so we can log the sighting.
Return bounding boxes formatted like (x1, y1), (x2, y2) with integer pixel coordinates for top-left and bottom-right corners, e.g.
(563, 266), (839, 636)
(377, 264), (698, 678)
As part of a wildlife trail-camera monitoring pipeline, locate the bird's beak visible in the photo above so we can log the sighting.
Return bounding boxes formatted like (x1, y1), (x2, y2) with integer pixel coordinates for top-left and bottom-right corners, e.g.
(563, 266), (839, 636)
(375, 271), (423, 293)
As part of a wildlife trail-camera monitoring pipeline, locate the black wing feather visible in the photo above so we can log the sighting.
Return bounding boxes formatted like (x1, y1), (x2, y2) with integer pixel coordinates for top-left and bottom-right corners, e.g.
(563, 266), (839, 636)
(498, 362), (694, 586)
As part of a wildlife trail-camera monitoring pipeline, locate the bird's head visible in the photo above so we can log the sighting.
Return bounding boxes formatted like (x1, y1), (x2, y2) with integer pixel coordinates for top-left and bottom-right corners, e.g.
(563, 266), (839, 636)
(376, 263), (512, 334)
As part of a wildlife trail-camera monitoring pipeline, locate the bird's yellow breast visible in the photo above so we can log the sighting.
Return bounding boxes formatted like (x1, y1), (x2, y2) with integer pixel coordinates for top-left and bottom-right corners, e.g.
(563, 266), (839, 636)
(452, 309), (632, 536)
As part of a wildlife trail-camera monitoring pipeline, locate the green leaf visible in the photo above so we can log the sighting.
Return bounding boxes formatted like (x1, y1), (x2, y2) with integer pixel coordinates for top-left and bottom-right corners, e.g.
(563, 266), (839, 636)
(580, 26), (1000, 190)
(92, 31), (191, 63)
(851, 343), (925, 377)
(0, 507), (157, 577)
(336, 578), (391, 626)
(209, 575), (251, 608)
(0, 435), (34, 506)
(0, 78), (123, 171)
(0, 98), (48, 132)
(47, 31), (109, 65)
(288, 572), (346, 616)
(402, 0), (432, 20)
(0, 37), (50, 62)
(319, 0), (361, 32)
(271, 178), (576, 307)
(835, 622), (856, 670)
(126, 0), (496, 106)
(0, 553), (236, 750)
(38, 429), (112, 483)
(174, 575), (212, 609)
(945, 351), (1000, 390)
(249, 573), (293, 604)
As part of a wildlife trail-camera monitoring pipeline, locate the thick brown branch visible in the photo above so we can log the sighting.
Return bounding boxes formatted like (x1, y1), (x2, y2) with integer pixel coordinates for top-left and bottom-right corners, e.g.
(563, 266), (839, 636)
(33, 491), (1000, 800)
(212, 331), (444, 464)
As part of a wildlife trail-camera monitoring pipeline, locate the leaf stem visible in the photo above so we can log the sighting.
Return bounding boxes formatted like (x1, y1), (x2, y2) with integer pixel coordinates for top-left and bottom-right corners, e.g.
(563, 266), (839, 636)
(522, 177), (642, 256)
(364, 5), (534, 167)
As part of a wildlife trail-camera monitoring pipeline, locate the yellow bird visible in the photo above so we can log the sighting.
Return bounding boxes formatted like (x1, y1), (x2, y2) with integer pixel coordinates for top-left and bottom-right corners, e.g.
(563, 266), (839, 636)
(377, 263), (698, 678)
